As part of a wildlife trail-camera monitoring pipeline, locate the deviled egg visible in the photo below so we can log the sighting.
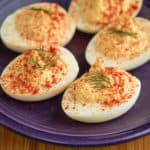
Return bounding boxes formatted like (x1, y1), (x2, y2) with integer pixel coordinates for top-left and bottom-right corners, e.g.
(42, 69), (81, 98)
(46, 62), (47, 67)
(85, 16), (150, 70)
(69, 0), (143, 33)
(62, 58), (141, 123)
(0, 46), (79, 101)
(0, 2), (76, 52)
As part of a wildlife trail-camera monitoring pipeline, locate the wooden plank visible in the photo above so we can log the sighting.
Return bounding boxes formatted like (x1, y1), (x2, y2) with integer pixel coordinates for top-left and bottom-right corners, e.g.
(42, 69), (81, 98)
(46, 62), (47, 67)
(1, 126), (150, 150)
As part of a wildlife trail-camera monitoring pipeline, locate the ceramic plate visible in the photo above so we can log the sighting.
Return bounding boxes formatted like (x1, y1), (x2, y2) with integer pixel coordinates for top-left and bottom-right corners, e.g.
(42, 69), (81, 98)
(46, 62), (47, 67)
(1, 0), (150, 146)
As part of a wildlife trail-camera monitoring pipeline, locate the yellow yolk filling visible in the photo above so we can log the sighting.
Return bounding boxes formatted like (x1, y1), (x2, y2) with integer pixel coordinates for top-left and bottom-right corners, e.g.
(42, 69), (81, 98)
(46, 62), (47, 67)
(96, 17), (148, 62)
(80, 0), (121, 25)
(0, 48), (67, 95)
(73, 59), (138, 108)
(79, 0), (140, 26)
(15, 4), (66, 47)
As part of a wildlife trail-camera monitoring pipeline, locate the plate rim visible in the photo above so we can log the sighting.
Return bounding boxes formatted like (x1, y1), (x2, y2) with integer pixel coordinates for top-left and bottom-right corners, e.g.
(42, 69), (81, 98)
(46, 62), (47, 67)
(1, 0), (150, 147)
(1, 113), (150, 146)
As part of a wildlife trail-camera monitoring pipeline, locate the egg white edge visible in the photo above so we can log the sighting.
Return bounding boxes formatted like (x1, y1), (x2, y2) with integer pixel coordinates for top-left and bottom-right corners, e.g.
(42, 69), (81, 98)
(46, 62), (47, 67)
(69, 0), (143, 34)
(0, 46), (79, 102)
(0, 2), (76, 53)
(61, 77), (141, 123)
(85, 17), (150, 71)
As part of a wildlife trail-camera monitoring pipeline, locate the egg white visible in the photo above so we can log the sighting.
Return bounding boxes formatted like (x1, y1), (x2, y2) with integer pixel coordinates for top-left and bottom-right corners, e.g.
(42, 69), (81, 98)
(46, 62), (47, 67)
(0, 47), (79, 102)
(62, 77), (141, 123)
(69, 0), (143, 34)
(85, 17), (150, 70)
(0, 2), (76, 53)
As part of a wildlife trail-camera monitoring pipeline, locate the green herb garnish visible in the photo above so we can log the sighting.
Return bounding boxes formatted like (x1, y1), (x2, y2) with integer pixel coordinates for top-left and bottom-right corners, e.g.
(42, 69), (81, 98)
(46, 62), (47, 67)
(109, 28), (137, 38)
(30, 50), (57, 70)
(85, 71), (111, 90)
(30, 7), (51, 15)
(30, 57), (41, 69)
(35, 49), (46, 60)
(30, 57), (55, 70)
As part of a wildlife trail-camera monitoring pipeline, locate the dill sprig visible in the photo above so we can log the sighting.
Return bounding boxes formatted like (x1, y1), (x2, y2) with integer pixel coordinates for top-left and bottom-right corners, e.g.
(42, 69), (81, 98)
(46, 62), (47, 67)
(109, 28), (137, 38)
(36, 49), (46, 60)
(30, 7), (51, 15)
(30, 57), (55, 70)
(30, 50), (57, 70)
(30, 57), (41, 69)
(85, 71), (111, 90)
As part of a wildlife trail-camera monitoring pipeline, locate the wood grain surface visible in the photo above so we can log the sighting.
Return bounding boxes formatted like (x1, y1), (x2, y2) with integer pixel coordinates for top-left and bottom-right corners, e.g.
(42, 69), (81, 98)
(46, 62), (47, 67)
(1, 125), (150, 150)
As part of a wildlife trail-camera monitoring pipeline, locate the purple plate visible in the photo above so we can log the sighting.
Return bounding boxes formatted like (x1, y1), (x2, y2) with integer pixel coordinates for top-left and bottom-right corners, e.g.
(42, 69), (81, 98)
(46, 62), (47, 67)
(0, 0), (150, 146)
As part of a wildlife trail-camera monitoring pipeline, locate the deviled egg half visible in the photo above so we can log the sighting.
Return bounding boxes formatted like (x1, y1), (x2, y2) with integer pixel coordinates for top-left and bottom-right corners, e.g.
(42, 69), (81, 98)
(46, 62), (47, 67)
(0, 46), (79, 101)
(69, 0), (143, 33)
(85, 16), (150, 70)
(62, 58), (141, 123)
(0, 2), (76, 52)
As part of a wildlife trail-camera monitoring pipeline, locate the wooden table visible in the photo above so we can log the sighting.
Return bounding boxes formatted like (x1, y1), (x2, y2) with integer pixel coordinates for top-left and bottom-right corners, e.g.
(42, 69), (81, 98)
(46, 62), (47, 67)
(1, 125), (150, 150)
